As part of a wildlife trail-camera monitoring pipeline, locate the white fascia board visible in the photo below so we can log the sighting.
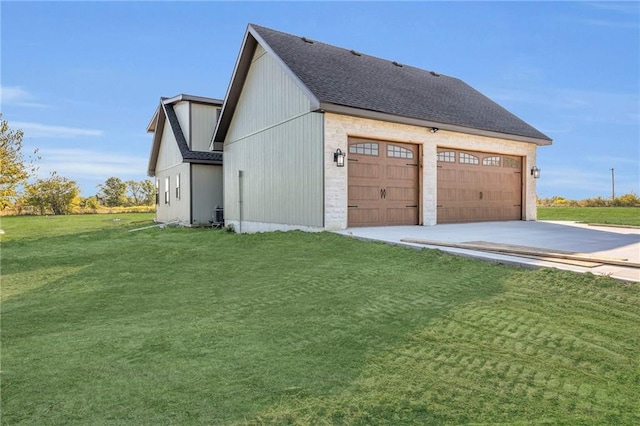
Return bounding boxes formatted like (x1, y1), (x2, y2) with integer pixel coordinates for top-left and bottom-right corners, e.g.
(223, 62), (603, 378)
(146, 104), (161, 133)
(163, 94), (223, 106)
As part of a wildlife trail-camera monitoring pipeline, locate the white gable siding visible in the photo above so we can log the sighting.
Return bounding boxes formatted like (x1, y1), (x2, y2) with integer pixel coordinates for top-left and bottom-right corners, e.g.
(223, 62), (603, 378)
(191, 104), (218, 152)
(156, 118), (182, 171)
(174, 101), (190, 147)
(226, 44), (312, 143)
(223, 43), (323, 232)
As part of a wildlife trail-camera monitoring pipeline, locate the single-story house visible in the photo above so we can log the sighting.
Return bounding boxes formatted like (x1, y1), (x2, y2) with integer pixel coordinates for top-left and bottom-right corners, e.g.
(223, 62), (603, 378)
(212, 24), (552, 232)
(147, 94), (224, 226)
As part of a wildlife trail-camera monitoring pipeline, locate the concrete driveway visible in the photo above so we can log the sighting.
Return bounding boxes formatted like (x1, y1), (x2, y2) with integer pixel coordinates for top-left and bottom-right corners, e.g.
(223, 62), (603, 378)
(334, 221), (640, 282)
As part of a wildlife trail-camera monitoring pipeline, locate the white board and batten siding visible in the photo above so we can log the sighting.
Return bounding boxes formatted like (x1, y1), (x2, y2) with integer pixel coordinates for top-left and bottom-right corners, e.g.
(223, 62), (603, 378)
(191, 164), (223, 226)
(155, 163), (190, 224)
(173, 102), (190, 146)
(191, 104), (219, 151)
(156, 118), (182, 171)
(173, 101), (219, 151)
(155, 112), (190, 224)
(224, 43), (324, 232)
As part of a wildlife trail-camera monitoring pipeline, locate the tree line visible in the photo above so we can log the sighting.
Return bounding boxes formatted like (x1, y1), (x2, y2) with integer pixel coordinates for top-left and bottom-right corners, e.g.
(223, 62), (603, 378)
(1, 114), (155, 215)
(537, 193), (640, 208)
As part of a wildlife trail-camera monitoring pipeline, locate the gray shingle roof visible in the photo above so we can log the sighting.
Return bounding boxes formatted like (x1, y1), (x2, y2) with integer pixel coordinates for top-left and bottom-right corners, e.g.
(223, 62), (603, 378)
(250, 24), (551, 142)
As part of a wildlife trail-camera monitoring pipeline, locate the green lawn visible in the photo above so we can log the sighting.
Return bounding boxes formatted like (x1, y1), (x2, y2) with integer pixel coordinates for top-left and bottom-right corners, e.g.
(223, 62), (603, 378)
(538, 206), (640, 226)
(2, 214), (639, 424)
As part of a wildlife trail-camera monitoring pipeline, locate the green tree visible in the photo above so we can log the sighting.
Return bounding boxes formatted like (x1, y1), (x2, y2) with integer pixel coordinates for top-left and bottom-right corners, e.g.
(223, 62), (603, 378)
(0, 114), (39, 209)
(126, 180), (144, 206)
(97, 177), (127, 207)
(79, 195), (100, 212)
(140, 179), (156, 206)
(24, 172), (80, 215)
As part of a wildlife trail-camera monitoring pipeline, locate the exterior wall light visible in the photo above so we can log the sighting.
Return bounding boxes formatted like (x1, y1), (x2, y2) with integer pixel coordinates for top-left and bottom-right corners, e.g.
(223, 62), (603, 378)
(531, 166), (541, 179)
(430, 127), (439, 133)
(334, 148), (345, 167)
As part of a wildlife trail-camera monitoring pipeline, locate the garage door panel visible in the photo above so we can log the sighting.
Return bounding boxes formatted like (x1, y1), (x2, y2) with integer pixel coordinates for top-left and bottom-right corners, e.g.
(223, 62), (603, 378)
(437, 148), (522, 223)
(386, 186), (417, 202)
(386, 164), (417, 181)
(349, 185), (380, 201)
(348, 208), (380, 226)
(386, 207), (418, 224)
(439, 169), (457, 182)
(349, 163), (381, 179)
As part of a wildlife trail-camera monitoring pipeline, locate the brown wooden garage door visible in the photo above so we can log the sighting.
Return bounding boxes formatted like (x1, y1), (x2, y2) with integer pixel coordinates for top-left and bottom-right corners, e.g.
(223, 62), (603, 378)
(437, 149), (522, 223)
(348, 138), (419, 227)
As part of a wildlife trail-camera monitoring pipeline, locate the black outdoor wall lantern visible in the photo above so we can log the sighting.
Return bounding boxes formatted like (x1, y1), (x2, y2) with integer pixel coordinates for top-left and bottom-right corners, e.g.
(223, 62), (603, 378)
(531, 166), (541, 179)
(334, 148), (345, 167)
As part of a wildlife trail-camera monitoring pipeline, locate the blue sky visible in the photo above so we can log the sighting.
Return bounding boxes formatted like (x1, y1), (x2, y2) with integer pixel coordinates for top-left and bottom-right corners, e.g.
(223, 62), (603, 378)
(2, 1), (638, 199)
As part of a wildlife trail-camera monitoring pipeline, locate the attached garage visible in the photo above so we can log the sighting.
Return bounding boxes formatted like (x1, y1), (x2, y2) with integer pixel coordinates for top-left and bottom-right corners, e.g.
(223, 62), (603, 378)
(437, 148), (523, 223)
(213, 24), (553, 233)
(348, 138), (419, 227)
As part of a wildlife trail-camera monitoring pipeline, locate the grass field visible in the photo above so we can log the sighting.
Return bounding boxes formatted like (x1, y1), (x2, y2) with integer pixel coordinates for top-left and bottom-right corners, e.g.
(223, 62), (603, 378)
(538, 206), (640, 226)
(2, 214), (639, 424)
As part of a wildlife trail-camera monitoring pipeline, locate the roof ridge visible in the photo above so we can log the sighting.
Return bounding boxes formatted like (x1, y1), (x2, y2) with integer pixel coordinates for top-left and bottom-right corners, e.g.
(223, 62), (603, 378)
(250, 23), (447, 79)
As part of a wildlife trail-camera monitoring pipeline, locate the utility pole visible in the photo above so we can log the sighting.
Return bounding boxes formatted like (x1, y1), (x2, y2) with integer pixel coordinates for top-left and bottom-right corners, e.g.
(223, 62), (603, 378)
(610, 168), (615, 200)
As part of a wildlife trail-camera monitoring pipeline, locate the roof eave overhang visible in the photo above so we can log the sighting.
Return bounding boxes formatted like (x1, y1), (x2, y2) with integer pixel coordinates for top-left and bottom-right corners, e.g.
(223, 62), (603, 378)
(184, 158), (223, 166)
(147, 101), (167, 177)
(318, 103), (553, 146)
(163, 94), (223, 106)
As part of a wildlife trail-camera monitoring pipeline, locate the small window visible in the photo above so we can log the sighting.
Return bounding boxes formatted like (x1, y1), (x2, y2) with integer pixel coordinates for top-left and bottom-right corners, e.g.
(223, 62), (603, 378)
(459, 152), (479, 165)
(349, 142), (379, 156)
(164, 177), (170, 204)
(482, 156), (501, 167)
(503, 157), (521, 169)
(387, 144), (414, 159)
(437, 151), (455, 162)
(175, 174), (181, 200)
(155, 181), (159, 205)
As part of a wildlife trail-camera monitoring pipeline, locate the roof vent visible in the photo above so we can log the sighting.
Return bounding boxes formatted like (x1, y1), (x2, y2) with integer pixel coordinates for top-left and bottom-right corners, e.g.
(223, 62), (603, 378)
(392, 61), (403, 67)
(301, 37), (314, 44)
(430, 71), (440, 77)
(350, 49), (362, 56)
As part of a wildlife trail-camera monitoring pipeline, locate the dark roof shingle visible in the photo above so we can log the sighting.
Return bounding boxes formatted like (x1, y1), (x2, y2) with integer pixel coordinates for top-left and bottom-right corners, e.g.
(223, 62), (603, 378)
(250, 24), (551, 142)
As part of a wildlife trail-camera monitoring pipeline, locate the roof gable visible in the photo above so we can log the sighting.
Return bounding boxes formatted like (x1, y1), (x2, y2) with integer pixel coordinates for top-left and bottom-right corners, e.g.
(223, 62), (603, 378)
(147, 94), (223, 176)
(215, 24), (551, 145)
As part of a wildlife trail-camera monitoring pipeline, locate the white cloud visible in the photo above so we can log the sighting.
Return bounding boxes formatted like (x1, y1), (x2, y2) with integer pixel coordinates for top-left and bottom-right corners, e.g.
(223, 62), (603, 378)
(0, 85), (49, 108)
(36, 148), (147, 181)
(14, 122), (104, 138)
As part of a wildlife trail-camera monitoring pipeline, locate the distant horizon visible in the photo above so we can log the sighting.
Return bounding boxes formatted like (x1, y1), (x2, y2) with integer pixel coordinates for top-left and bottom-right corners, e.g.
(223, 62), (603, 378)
(2, 2), (638, 199)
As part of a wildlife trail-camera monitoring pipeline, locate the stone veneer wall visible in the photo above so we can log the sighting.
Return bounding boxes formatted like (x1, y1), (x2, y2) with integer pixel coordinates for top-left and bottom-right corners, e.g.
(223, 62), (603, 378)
(323, 112), (538, 230)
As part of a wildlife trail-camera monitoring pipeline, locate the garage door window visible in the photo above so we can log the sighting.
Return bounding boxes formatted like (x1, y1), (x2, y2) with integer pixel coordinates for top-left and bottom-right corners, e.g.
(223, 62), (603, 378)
(459, 152), (479, 165)
(503, 157), (521, 168)
(437, 151), (455, 162)
(349, 142), (378, 156)
(482, 156), (501, 167)
(387, 144), (414, 159)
